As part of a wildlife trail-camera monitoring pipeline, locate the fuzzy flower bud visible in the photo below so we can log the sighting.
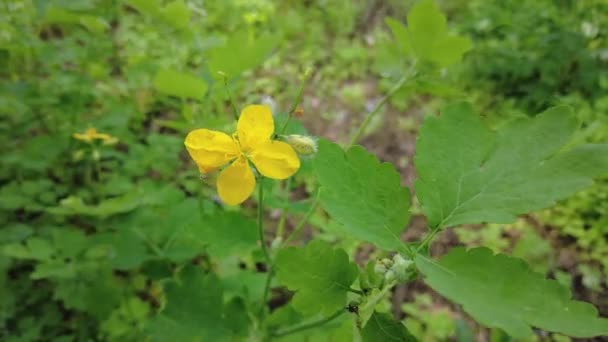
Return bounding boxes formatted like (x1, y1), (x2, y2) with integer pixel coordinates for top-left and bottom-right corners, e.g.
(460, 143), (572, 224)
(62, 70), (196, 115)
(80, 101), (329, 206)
(284, 134), (317, 156)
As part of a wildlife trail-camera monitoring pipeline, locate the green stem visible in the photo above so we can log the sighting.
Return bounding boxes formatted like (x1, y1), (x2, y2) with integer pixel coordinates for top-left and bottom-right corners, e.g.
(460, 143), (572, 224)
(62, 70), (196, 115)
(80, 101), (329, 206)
(276, 178), (292, 239)
(258, 178), (271, 264)
(278, 68), (312, 136)
(415, 227), (441, 253)
(283, 188), (321, 245)
(257, 177), (272, 321)
(271, 308), (346, 338)
(348, 287), (364, 296)
(220, 73), (239, 120)
(260, 268), (273, 319)
(348, 65), (416, 147)
(360, 280), (396, 315)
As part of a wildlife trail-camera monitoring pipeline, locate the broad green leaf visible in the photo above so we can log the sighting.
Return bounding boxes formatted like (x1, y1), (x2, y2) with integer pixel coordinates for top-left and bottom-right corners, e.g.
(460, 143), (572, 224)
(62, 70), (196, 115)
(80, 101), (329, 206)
(207, 31), (278, 78)
(415, 103), (608, 228)
(385, 18), (412, 55)
(386, 0), (471, 67)
(161, 0), (190, 30)
(3, 237), (55, 261)
(153, 69), (208, 99)
(199, 211), (258, 259)
(47, 190), (143, 218)
(416, 247), (608, 338)
(44, 7), (108, 34)
(148, 267), (248, 341)
(314, 139), (411, 251)
(275, 240), (358, 315)
(130, 199), (204, 263)
(125, 0), (161, 16)
(362, 312), (416, 342)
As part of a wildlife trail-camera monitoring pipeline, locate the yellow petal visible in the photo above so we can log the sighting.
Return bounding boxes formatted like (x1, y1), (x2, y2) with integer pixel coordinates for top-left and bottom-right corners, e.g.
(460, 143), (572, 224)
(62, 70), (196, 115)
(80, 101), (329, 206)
(184, 129), (239, 172)
(250, 140), (301, 180)
(237, 104), (274, 150)
(217, 157), (256, 205)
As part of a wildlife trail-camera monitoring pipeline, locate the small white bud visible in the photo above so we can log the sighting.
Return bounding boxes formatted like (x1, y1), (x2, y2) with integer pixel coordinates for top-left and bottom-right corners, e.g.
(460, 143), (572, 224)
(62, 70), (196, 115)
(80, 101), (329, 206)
(284, 135), (318, 156)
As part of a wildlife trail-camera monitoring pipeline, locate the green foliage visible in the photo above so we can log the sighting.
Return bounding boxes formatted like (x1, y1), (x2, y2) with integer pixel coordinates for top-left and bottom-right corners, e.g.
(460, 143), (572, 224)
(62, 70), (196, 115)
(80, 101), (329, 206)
(361, 312), (416, 342)
(1, 0), (608, 340)
(417, 247), (608, 338)
(148, 266), (248, 341)
(386, 0), (471, 67)
(458, 0), (607, 113)
(314, 139), (411, 252)
(415, 102), (608, 228)
(275, 240), (358, 316)
(153, 69), (208, 99)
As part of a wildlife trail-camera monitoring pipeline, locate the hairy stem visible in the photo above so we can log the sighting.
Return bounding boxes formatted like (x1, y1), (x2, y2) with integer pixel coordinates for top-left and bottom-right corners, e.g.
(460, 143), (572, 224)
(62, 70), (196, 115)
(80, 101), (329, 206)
(276, 177), (292, 239)
(283, 188), (321, 245)
(278, 68), (312, 136)
(258, 178), (271, 264)
(415, 227), (441, 253)
(271, 309), (346, 338)
(257, 178), (273, 321)
(220, 73), (239, 120)
(348, 64), (416, 147)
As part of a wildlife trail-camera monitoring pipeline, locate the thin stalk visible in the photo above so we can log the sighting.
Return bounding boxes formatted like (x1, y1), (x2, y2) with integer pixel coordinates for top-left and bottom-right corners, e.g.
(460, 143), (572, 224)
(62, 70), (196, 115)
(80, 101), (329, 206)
(260, 268), (273, 319)
(283, 188), (321, 245)
(348, 287), (364, 296)
(220, 73), (239, 120)
(276, 177), (292, 239)
(415, 227), (441, 253)
(278, 68), (312, 136)
(271, 309), (346, 338)
(348, 64), (416, 147)
(257, 177), (272, 321)
(257, 178), (271, 264)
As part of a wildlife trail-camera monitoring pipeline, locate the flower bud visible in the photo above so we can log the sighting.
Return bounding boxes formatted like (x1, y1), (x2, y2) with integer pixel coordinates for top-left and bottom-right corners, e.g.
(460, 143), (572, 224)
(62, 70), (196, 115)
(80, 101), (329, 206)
(284, 134), (317, 156)
(391, 254), (416, 282)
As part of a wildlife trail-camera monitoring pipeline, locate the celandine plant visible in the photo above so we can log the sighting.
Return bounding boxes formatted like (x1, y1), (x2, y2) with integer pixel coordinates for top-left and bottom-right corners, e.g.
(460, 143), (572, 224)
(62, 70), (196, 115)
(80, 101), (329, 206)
(160, 1), (608, 341)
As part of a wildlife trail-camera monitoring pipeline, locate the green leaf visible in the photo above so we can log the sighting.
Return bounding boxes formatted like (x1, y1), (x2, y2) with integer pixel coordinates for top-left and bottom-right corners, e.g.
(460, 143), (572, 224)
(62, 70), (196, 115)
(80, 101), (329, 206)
(161, 0), (190, 29)
(362, 312), (416, 342)
(416, 247), (608, 338)
(275, 240), (358, 315)
(207, 31), (278, 78)
(385, 18), (412, 56)
(199, 211), (258, 259)
(386, 0), (471, 67)
(125, 0), (161, 16)
(45, 7), (109, 34)
(314, 139), (411, 251)
(47, 191), (143, 218)
(153, 69), (208, 99)
(148, 267), (248, 341)
(415, 103), (608, 229)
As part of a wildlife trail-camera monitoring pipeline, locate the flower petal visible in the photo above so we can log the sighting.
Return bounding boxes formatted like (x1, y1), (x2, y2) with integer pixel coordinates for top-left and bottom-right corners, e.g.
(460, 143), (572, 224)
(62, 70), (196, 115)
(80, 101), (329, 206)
(237, 104), (274, 150)
(184, 129), (239, 172)
(217, 157), (256, 205)
(250, 140), (301, 180)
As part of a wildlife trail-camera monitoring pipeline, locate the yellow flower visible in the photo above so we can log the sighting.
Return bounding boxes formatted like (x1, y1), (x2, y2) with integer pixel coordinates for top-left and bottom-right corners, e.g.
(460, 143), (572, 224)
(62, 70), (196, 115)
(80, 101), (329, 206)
(73, 128), (118, 145)
(184, 105), (301, 205)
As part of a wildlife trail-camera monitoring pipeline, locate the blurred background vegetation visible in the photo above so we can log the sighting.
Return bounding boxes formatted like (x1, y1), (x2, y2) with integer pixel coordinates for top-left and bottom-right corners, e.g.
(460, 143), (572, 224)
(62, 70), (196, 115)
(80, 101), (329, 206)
(1, 0), (607, 341)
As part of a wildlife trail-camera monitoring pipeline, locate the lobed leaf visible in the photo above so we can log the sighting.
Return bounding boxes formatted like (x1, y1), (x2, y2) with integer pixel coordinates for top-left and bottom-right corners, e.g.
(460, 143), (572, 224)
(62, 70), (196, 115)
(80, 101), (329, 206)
(275, 240), (358, 315)
(385, 0), (471, 67)
(416, 247), (608, 338)
(314, 139), (411, 252)
(362, 312), (417, 342)
(147, 266), (248, 341)
(153, 69), (208, 100)
(415, 102), (608, 228)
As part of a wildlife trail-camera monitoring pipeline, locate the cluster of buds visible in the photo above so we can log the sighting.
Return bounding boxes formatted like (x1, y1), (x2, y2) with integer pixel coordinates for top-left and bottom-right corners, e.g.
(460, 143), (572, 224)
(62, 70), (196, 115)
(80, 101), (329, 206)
(374, 254), (416, 284)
